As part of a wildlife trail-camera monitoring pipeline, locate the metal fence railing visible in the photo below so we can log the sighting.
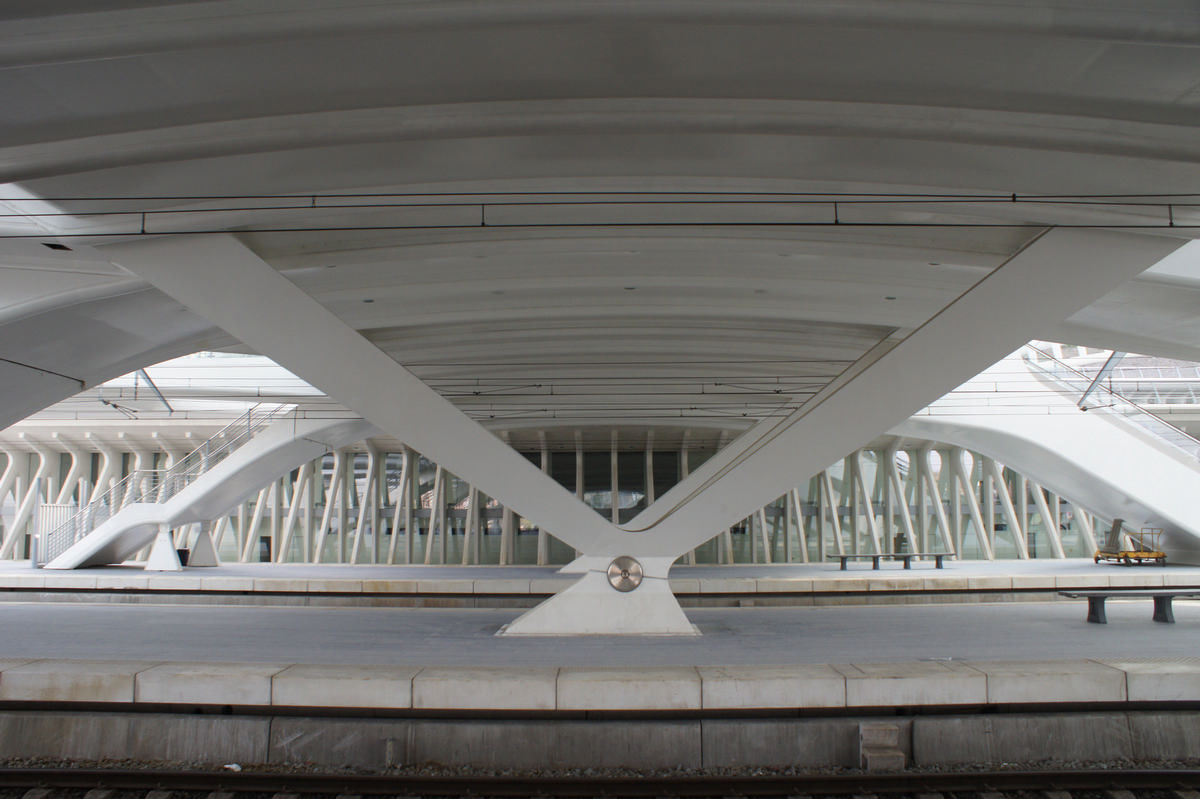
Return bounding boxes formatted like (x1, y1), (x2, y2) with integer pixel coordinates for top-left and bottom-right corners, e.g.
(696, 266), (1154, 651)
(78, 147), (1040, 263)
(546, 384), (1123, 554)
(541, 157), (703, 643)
(37, 403), (292, 565)
(1022, 345), (1200, 462)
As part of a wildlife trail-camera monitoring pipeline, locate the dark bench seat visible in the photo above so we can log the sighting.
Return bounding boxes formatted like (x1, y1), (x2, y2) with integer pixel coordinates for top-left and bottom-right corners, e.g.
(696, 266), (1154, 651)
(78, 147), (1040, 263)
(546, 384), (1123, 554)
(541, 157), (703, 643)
(1059, 589), (1200, 624)
(828, 553), (952, 570)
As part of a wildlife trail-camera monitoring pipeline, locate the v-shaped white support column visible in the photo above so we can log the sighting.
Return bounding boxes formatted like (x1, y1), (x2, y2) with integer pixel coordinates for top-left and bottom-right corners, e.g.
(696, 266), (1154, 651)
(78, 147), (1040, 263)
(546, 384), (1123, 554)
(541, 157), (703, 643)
(108, 230), (1180, 634)
(108, 235), (697, 634)
(622, 229), (1184, 552)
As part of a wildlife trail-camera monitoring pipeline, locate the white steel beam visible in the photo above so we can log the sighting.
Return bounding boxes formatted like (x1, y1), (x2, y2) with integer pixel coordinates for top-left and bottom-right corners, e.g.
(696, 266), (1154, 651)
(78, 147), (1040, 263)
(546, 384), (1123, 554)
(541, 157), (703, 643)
(624, 229), (1184, 554)
(109, 235), (624, 555)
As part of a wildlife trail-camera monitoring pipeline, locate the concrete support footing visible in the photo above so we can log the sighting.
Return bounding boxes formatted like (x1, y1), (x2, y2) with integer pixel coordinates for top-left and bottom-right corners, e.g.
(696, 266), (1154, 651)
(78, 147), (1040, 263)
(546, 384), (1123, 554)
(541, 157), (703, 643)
(500, 558), (697, 636)
(2, 709), (1199, 770)
(144, 527), (182, 572)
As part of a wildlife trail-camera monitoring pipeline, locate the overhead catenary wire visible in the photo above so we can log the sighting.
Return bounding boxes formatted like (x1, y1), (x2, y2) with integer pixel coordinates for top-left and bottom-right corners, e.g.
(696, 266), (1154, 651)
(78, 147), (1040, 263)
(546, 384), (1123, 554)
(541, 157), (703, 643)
(2, 190), (1200, 238)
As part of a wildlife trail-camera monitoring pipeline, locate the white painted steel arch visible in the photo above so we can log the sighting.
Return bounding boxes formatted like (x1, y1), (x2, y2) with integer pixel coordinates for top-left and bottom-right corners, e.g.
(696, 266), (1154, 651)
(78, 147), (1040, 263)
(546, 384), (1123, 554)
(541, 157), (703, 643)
(893, 352), (1200, 565)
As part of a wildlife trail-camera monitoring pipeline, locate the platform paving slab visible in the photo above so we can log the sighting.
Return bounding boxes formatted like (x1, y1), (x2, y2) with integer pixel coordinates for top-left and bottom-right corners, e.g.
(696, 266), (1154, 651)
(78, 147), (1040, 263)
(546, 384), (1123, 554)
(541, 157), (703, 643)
(359, 579), (418, 593)
(478, 578), (532, 594)
(94, 574), (151, 590)
(967, 576), (1012, 590)
(834, 661), (987, 707)
(136, 662), (289, 705)
(698, 664), (845, 709)
(698, 577), (758, 594)
(1, 573), (46, 588)
(305, 579), (363, 593)
(197, 577), (256, 592)
(145, 575), (203, 590)
(1098, 658), (1200, 702)
(971, 660), (1128, 704)
(412, 666), (558, 710)
(867, 576), (927, 592)
(0, 660), (155, 703)
(272, 664), (419, 709)
(414, 579), (474, 594)
(668, 578), (701, 593)
(756, 578), (813, 593)
(253, 578), (308, 593)
(557, 667), (702, 710)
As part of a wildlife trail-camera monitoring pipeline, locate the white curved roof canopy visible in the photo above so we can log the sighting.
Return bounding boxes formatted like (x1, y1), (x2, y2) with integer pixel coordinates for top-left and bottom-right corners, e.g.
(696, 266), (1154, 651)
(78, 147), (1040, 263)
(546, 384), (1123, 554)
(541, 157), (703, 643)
(3, 0), (1200, 457)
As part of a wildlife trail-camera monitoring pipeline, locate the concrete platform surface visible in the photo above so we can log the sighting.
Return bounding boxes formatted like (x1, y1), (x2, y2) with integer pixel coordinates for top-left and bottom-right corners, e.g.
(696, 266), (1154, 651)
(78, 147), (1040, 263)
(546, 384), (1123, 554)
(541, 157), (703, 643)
(0, 559), (1198, 713)
(2, 598), (1200, 667)
(1, 558), (1197, 599)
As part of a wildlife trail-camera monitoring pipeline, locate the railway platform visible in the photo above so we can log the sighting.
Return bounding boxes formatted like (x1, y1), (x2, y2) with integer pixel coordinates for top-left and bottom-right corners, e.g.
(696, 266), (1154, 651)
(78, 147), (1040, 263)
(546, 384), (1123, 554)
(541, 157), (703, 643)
(0, 559), (1198, 771)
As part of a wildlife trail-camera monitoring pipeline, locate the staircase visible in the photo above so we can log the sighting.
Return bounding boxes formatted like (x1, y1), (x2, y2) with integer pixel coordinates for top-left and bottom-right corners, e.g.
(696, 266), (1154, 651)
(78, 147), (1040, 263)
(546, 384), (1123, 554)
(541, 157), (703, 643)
(38, 403), (292, 565)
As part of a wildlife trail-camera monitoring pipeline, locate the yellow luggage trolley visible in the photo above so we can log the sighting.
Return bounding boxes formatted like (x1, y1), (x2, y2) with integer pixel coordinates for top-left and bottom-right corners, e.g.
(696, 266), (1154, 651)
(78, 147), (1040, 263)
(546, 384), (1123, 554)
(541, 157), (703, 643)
(1094, 518), (1166, 566)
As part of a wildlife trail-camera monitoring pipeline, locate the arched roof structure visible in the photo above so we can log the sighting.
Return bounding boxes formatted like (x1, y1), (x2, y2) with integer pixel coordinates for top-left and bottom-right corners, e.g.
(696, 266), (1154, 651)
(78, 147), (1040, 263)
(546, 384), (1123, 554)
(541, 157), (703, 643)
(4, 2), (1200, 606)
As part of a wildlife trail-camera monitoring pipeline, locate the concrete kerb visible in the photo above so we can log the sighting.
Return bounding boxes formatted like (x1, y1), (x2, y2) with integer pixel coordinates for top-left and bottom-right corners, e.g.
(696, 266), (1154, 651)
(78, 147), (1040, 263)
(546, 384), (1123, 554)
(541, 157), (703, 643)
(0, 657), (1196, 712)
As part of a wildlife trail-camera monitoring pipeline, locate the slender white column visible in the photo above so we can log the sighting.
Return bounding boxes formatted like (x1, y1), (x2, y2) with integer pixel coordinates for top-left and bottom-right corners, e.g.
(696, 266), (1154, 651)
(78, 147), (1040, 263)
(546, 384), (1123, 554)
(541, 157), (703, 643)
(276, 462), (311, 563)
(53, 437), (85, 505)
(886, 447), (918, 554)
(1, 443), (51, 559)
(0, 449), (20, 526)
(609, 435), (619, 526)
(537, 444), (550, 566)
(988, 460), (1029, 559)
(424, 465), (444, 565)
(951, 448), (994, 560)
(239, 485), (271, 563)
(388, 449), (410, 565)
(462, 485), (479, 565)
(1018, 474), (1030, 555)
(350, 445), (378, 564)
(88, 439), (118, 510)
(1029, 480), (1067, 559)
(852, 451), (883, 554)
(338, 458), (352, 561)
(404, 447), (417, 564)
(1070, 500), (1099, 554)
(313, 449), (346, 563)
(982, 456), (997, 552)
(819, 470), (845, 556)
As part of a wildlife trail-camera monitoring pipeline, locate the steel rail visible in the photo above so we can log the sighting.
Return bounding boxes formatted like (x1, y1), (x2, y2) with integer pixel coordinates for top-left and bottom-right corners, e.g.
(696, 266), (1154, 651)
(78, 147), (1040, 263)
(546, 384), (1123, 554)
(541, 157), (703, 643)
(0, 767), (1196, 796)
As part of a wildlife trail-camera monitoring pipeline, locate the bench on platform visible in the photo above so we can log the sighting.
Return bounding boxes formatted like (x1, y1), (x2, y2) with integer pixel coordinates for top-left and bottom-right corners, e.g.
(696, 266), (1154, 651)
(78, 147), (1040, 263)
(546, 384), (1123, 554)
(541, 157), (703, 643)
(1059, 590), (1200, 624)
(828, 553), (952, 571)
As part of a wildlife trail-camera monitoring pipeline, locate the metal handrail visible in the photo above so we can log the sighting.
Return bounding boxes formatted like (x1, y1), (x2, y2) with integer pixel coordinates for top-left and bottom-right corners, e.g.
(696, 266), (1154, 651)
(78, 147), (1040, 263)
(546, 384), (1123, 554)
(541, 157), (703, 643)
(38, 403), (292, 564)
(1022, 345), (1200, 461)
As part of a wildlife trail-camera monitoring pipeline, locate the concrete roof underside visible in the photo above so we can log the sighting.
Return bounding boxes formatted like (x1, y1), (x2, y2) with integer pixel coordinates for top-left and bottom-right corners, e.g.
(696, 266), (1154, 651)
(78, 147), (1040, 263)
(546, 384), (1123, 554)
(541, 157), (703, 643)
(4, 0), (1200, 456)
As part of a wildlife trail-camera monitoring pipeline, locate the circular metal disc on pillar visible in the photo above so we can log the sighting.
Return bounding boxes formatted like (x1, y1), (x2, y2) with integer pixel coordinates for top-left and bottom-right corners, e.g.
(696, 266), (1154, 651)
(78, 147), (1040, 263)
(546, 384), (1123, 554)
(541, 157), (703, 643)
(607, 556), (643, 592)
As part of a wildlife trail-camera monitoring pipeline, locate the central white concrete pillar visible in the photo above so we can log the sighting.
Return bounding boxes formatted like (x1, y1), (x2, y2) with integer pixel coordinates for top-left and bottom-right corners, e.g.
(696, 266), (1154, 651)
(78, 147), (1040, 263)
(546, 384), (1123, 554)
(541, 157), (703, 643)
(499, 556), (696, 636)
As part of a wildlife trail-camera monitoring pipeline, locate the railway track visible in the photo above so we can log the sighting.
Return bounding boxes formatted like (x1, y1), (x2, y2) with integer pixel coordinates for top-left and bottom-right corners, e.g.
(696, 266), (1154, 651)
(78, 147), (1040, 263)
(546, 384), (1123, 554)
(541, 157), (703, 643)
(0, 768), (1198, 797)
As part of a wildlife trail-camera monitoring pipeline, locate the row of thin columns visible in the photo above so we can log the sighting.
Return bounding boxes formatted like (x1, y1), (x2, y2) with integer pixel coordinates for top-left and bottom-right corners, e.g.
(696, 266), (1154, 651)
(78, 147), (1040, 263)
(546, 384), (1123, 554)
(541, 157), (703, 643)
(0, 443), (1100, 565)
